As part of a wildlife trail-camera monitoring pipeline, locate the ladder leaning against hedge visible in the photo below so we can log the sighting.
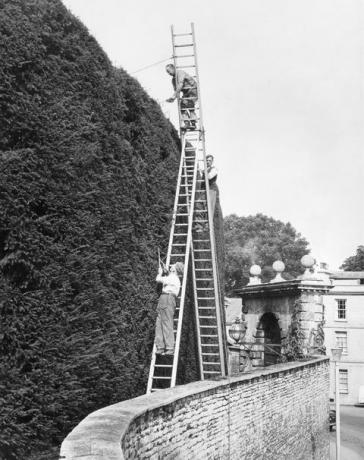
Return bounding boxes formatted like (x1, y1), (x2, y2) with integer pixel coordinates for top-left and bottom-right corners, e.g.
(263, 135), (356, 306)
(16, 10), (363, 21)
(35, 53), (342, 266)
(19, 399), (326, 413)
(146, 23), (226, 394)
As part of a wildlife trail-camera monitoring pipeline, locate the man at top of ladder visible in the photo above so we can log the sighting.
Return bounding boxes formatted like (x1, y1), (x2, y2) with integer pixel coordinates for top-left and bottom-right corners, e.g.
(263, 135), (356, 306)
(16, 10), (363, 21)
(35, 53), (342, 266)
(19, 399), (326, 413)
(165, 63), (198, 130)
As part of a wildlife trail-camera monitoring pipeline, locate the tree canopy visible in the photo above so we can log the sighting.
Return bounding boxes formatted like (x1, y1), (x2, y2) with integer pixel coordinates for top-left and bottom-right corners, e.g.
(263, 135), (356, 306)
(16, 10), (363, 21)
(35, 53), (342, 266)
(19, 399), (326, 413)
(340, 245), (364, 271)
(224, 213), (310, 292)
(0, 1), (180, 458)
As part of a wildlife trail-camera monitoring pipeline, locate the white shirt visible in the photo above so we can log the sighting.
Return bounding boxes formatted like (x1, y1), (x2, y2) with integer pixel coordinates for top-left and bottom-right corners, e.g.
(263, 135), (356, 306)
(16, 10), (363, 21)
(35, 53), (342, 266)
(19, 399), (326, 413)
(207, 165), (218, 181)
(156, 270), (181, 297)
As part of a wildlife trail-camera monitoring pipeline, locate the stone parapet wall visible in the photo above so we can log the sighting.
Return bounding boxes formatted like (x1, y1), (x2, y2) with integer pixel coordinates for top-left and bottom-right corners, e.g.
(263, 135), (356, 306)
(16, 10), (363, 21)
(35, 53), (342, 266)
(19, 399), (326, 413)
(60, 357), (330, 460)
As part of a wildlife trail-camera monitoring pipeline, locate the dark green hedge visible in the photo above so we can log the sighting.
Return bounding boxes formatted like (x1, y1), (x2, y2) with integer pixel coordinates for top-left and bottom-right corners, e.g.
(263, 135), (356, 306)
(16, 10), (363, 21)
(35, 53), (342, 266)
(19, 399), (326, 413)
(0, 1), (180, 458)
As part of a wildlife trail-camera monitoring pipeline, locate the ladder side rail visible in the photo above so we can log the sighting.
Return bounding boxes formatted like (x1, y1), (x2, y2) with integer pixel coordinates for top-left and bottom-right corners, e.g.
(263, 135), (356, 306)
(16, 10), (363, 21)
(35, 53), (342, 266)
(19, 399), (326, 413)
(146, 343), (157, 393)
(165, 136), (187, 268)
(190, 239), (204, 380)
(146, 136), (187, 394)
(191, 22), (204, 131)
(213, 247), (229, 376)
(171, 25), (184, 135)
(170, 138), (199, 386)
(201, 145), (226, 377)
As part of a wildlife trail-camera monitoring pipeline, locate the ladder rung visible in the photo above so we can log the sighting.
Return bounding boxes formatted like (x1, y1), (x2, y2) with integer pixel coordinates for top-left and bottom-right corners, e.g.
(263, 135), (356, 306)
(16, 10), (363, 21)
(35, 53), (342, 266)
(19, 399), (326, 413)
(175, 223), (188, 226)
(196, 278), (213, 281)
(176, 65), (196, 69)
(195, 269), (212, 272)
(173, 33), (192, 37)
(197, 287), (214, 290)
(154, 364), (173, 368)
(202, 352), (220, 356)
(174, 44), (194, 47)
(203, 362), (221, 365)
(201, 334), (218, 337)
(199, 316), (217, 319)
(175, 213), (189, 216)
(153, 376), (172, 380)
(203, 371), (221, 374)
(194, 249), (211, 252)
(198, 297), (215, 299)
(175, 53), (194, 57)
(200, 325), (217, 328)
(172, 243), (187, 246)
(195, 259), (212, 262)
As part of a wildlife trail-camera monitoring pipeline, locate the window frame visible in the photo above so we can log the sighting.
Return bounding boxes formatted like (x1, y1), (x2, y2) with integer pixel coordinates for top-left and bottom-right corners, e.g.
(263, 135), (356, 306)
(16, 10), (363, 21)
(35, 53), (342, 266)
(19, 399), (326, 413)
(338, 369), (349, 394)
(335, 298), (347, 321)
(335, 330), (348, 355)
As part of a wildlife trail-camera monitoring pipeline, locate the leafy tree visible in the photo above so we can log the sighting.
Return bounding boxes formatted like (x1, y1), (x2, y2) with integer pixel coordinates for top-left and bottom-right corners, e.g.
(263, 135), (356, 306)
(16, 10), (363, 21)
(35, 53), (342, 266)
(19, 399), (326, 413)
(340, 245), (364, 271)
(224, 213), (310, 292)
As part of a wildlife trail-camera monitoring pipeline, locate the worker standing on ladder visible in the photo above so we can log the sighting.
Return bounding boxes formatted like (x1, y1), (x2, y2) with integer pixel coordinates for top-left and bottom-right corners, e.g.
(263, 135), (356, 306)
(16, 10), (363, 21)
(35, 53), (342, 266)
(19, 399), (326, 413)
(204, 155), (218, 216)
(165, 63), (197, 130)
(154, 261), (184, 355)
(194, 155), (218, 232)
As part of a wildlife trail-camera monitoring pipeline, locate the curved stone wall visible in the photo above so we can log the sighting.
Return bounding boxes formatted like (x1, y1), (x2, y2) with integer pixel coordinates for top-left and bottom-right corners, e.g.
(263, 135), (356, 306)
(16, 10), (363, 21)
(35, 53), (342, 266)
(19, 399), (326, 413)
(60, 357), (330, 460)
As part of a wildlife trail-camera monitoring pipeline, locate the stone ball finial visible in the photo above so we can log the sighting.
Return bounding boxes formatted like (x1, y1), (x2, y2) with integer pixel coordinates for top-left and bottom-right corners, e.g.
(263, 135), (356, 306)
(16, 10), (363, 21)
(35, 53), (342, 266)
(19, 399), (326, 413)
(301, 254), (315, 269)
(250, 264), (262, 276)
(301, 254), (315, 279)
(248, 264), (261, 285)
(271, 260), (285, 283)
(272, 260), (285, 273)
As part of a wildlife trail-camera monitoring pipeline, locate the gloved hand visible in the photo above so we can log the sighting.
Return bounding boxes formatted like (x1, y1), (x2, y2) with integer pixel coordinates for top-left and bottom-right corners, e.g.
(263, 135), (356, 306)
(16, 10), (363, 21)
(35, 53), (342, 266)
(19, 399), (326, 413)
(166, 97), (175, 103)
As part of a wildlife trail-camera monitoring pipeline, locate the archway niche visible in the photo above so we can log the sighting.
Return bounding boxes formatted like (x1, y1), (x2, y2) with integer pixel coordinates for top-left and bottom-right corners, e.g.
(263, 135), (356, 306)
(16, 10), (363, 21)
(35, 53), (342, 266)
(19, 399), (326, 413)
(256, 312), (281, 366)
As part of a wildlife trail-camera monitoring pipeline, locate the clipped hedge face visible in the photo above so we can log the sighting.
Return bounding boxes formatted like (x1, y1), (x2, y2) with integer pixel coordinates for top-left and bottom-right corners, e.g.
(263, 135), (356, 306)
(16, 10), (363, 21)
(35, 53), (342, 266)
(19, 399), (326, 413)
(0, 0), (180, 458)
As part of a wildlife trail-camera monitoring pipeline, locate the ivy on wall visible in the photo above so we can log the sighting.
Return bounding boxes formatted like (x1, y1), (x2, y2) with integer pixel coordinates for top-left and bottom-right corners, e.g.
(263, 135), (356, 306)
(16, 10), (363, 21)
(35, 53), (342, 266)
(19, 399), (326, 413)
(280, 300), (306, 362)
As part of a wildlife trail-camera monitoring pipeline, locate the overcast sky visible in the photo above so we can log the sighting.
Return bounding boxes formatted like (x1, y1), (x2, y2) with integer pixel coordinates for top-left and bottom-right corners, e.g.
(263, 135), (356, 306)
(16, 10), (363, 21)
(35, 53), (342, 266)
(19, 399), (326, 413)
(62, 0), (364, 270)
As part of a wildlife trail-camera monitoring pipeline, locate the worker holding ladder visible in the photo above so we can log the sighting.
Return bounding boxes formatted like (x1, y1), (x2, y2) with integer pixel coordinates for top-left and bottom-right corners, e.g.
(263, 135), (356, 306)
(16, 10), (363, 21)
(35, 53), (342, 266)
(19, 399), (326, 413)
(154, 252), (184, 355)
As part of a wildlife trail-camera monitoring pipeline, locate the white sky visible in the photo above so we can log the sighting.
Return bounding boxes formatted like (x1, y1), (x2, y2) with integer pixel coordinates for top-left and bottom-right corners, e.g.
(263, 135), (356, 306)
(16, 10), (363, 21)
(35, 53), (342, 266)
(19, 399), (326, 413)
(62, 0), (364, 269)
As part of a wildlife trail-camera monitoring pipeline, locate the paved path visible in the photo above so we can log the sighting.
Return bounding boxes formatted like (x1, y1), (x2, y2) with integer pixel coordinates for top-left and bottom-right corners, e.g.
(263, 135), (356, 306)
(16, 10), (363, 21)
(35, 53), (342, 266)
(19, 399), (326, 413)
(330, 406), (364, 459)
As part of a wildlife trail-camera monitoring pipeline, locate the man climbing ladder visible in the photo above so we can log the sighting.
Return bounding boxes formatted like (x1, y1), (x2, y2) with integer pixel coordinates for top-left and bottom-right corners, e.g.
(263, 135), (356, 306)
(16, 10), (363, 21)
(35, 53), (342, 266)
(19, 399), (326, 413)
(165, 63), (198, 130)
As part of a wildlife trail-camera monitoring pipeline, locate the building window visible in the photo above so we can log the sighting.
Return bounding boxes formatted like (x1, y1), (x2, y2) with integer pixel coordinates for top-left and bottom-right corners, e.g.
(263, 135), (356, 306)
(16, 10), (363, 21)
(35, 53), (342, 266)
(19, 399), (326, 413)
(335, 331), (348, 355)
(336, 299), (346, 320)
(339, 369), (348, 394)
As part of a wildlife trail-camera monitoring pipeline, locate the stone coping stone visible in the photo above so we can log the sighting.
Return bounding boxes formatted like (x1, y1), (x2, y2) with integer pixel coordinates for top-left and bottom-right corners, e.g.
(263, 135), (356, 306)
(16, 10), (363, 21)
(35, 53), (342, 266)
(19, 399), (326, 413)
(60, 356), (329, 459)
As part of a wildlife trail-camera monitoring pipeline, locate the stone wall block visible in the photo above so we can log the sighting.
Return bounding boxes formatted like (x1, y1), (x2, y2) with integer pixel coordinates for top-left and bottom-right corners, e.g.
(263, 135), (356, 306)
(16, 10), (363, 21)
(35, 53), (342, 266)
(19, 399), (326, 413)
(61, 358), (330, 460)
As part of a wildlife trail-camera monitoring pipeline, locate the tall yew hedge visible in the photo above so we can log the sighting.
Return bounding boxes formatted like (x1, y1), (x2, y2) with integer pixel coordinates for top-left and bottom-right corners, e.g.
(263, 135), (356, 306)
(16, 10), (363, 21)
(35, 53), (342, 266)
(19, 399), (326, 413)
(0, 1), (180, 458)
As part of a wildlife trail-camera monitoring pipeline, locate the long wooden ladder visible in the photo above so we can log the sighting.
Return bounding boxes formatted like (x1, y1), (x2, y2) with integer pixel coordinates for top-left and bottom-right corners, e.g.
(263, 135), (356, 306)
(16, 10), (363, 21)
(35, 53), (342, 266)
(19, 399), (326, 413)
(146, 23), (226, 393)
